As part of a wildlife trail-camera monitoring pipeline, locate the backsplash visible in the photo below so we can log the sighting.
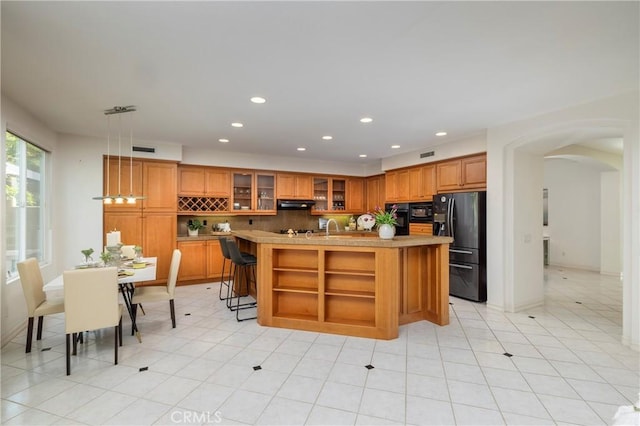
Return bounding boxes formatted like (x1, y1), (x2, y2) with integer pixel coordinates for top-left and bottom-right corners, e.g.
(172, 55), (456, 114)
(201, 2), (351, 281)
(178, 210), (353, 236)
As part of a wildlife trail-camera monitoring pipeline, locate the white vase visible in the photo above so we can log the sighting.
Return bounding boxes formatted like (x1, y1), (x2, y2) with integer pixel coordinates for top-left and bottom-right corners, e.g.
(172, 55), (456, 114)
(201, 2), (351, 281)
(188, 229), (199, 237)
(378, 224), (395, 239)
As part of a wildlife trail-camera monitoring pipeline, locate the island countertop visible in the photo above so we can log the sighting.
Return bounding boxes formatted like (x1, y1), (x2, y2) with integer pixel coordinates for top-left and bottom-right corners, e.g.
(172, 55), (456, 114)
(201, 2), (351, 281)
(233, 229), (452, 339)
(231, 229), (452, 247)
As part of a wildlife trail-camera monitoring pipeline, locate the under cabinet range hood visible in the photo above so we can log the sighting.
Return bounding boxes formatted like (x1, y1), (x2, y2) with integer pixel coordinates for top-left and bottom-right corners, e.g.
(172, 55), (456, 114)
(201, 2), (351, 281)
(276, 199), (316, 210)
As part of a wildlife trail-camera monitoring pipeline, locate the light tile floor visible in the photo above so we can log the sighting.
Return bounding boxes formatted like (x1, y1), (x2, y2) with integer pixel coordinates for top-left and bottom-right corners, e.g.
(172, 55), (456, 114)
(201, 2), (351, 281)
(2, 266), (638, 425)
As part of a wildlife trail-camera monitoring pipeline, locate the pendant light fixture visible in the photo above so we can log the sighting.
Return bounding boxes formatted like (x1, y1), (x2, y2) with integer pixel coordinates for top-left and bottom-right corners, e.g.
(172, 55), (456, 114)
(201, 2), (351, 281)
(93, 105), (145, 204)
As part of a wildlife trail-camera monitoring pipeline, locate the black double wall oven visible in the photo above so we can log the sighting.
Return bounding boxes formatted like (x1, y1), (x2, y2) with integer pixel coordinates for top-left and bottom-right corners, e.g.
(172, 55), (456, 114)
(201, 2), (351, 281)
(385, 203), (409, 235)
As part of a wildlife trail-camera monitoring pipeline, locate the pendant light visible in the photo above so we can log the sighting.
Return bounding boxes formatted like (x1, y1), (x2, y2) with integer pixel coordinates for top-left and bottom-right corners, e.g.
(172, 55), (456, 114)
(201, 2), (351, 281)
(92, 105), (144, 204)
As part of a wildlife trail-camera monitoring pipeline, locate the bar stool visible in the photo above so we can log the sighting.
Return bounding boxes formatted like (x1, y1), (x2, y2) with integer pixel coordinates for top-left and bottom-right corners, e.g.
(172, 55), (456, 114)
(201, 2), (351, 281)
(217, 238), (232, 302)
(225, 239), (257, 321)
(219, 239), (256, 308)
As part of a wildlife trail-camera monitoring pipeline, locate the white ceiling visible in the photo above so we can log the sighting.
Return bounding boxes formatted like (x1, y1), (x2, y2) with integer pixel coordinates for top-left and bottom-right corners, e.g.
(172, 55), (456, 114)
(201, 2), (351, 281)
(1, 2), (637, 165)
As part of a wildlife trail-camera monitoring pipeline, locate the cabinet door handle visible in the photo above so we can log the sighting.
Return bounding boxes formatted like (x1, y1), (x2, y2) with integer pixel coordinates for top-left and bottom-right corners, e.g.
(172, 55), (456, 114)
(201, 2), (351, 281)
(450, 263), (473, 270)
(450, 249), (473, 255)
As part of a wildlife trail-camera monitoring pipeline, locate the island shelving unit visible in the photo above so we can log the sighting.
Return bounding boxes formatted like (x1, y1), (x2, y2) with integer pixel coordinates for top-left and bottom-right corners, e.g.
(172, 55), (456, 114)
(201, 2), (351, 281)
(233, 230), (452, 339)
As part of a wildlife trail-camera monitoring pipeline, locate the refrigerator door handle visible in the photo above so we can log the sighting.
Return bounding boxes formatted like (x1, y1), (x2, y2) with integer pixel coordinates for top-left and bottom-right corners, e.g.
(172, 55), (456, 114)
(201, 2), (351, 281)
(450, 249), (473, 254)
(449, 198), (455, 240)
(450, 263), (473, 270)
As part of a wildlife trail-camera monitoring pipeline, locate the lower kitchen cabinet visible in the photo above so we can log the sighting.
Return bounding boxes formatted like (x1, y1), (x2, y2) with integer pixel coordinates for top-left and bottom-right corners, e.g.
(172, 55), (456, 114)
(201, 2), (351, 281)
(409, 223), (433, 236)
(177, 241), (208, 281)
(177, 238), (231, 283)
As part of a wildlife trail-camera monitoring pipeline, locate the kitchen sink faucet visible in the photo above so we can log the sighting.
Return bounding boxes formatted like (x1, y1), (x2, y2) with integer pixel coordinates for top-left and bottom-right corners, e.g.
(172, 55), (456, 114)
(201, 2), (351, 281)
(326, 219), (341, 236)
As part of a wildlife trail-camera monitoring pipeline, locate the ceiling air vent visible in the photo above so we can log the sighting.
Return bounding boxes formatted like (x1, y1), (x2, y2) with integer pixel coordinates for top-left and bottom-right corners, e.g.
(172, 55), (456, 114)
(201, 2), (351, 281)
(132, 146), (155, 153)
(420, 151), (435, 158)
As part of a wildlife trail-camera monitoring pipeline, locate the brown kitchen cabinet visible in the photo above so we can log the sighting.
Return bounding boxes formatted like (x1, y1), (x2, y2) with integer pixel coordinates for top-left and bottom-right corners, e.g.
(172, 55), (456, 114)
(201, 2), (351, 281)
(409, 165), (436, 201)
(385, 169), (410, 202)
(177, 240), (208, 281)
(346, 178), (365, 213)
(365, 174), (385, 212)
(176, 238), (232, 283)
(232, 171), (276, 214)
(207, 239), (231, 281)
(436, 154), (486, 192)
(178, 166), (231, 197)
(409, 223), (433, 236)
(103, 158), (177, 285)
(103, 157), (143, 212)
(104, 212), (143, 248)
(276, 173), (313, 200)
(143, 161), (177, 212)
(312, 177), (344, 213)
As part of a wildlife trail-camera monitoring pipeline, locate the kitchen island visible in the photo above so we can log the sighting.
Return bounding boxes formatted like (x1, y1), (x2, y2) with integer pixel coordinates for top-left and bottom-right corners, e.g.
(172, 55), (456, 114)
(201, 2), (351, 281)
(233, 230), (452, 339)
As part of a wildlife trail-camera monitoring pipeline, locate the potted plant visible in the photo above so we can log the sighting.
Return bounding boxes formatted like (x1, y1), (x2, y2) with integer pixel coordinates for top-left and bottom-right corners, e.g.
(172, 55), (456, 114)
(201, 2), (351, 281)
(373, 205), (398, 239)
(188, 219), (205, 236)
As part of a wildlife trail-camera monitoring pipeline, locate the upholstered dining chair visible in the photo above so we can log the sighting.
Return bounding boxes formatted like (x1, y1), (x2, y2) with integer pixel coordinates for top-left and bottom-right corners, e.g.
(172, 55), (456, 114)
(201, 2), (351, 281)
(120, 245), (136, 260)
(17, 258), (65, 353)
(63, 267), (123, 376)
(131, 249), (181, 329)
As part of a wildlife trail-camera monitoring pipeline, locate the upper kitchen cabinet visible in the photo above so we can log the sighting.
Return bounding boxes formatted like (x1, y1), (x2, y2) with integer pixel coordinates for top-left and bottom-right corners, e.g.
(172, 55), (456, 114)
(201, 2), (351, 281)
(385, 169), (410, 202)
(103, 157), (143, 212)
(143, 161), (177, 212)
(232, 171), (276, 214)
(178, 166), (205, 196)
(346, 178), (365, 213)
(312, 177), (345, 213)
(311, 176), (364, 214)
(436, 153), (486, 192)
(178, 166), (231, 197)
(409, 164), (436, 201)
(276, 173), (313, 200)
(365, 174), (385, 212)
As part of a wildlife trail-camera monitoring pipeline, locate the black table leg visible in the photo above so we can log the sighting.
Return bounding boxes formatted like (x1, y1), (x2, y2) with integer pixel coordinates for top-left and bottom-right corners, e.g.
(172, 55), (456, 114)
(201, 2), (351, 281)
(119, 283), (141, 342)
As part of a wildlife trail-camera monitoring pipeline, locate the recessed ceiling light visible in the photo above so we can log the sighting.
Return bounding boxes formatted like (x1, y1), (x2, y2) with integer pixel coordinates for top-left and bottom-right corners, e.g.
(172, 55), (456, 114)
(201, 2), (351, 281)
(360, 117), (373, 123)
(322, 136), (333, 141)
(219, 138), (229, 143)
(391, 145), (400, 149)
(250, 97), (266, 104)
(231, 122), (243, 128)
(297, 147), (306, 151)
(359, 154), (367, 158)
(435, 131), (447, 136)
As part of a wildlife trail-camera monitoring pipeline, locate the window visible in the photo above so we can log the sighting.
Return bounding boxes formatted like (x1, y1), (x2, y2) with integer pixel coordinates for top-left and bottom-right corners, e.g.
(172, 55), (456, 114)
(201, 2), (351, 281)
(5, 131), (48, 278)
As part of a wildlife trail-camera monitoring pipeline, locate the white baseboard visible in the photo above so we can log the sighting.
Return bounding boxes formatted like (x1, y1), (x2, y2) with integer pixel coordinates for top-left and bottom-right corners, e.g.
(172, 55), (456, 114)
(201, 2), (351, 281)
(1, 319), (27, 348)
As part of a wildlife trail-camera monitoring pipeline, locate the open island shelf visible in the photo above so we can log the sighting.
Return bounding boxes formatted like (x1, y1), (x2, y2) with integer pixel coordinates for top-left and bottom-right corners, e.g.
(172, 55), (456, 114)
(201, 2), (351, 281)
(234, 230), (452, 339)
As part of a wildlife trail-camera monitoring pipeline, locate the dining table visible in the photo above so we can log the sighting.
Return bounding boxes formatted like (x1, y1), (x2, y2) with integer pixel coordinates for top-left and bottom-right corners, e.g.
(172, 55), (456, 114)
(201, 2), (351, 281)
(43, 257), (157, 342)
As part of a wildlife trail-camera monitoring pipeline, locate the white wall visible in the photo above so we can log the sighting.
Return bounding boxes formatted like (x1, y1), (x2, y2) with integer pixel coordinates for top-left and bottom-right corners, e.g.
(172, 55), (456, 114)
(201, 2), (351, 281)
(543, 158), (601, 271)
(512, 148), (545, 310)
(487, 90), (639, 349)
(1, 97), (59, 345)
(601, 170), (622, 275)
(381, 132), (487, 171)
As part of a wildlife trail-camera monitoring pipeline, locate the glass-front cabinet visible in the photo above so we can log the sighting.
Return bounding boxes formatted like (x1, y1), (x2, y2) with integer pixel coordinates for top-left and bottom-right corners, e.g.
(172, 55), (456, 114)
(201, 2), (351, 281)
(256, 173), (275, 212)
(312, 177), (346, 214)
(232, 171), (275, 214)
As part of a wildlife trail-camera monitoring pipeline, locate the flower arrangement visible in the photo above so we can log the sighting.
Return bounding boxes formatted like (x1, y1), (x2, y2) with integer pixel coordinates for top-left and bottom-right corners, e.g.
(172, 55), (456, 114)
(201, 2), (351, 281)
(372, 205), (398, 226)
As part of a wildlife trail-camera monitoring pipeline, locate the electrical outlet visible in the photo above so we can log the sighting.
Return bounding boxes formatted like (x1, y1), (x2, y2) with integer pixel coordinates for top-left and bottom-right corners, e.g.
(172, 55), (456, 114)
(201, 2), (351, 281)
(203, 220), (207, 226)
(249, 219), (253, 225)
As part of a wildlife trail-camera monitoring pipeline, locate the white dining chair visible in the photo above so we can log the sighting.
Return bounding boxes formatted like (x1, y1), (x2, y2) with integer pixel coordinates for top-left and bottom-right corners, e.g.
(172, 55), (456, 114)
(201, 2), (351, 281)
(131, 249), (181, 329)
(17, 258), (65, 353)
(63, 267), (123, 375)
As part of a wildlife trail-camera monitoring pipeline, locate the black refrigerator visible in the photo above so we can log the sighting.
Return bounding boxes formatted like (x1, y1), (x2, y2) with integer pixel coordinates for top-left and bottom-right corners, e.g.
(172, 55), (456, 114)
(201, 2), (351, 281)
(433, 191), (487, 302)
